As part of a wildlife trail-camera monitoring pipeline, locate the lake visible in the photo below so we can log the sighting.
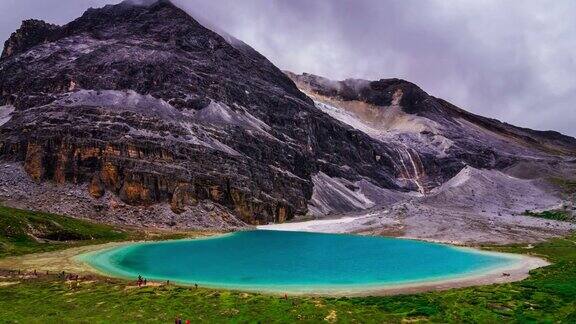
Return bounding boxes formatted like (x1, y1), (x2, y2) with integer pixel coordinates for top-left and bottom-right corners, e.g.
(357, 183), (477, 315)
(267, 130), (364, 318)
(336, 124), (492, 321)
(79, 230), (519, 293)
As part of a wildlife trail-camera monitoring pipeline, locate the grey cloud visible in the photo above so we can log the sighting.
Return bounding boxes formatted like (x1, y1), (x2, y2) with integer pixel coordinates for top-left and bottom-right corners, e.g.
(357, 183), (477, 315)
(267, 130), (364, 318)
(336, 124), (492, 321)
(1, 0), (575, 135)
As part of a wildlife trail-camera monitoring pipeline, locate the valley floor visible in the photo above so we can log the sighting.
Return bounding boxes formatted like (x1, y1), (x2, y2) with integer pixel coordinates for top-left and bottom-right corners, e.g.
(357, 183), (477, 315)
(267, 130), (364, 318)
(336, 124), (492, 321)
(2, 162), (575, 245)
(262, 166), (576, 245)
(0, 233), (549, 297)
(0, 236), (575, 322)
(0, 206), (576, 322)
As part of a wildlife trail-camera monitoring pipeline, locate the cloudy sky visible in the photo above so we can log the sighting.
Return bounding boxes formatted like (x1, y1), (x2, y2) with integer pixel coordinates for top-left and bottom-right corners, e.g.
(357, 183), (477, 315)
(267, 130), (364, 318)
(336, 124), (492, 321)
(1, 0), (575, 136)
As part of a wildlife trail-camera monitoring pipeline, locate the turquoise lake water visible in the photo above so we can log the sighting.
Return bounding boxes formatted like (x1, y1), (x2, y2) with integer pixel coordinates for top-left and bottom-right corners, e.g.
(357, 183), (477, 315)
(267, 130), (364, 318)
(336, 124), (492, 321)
(79, 230), (519, 293)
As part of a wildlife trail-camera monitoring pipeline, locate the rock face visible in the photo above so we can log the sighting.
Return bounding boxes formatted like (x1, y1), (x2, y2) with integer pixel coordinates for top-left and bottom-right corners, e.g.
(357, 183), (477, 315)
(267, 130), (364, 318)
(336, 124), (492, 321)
(0, 0), (574, 232)
(287, 72), (576, 192)
(1, 20), (60, 59)
(0, 0), (411, 226)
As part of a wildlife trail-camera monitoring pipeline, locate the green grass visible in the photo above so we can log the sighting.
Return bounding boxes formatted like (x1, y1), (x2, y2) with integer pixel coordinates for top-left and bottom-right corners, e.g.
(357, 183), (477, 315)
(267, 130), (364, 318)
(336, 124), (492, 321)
(0, 206), (130, 258)
(0, 207), (575, 323)
(523, 209), (573, 222)
(525, 178), (576, 222)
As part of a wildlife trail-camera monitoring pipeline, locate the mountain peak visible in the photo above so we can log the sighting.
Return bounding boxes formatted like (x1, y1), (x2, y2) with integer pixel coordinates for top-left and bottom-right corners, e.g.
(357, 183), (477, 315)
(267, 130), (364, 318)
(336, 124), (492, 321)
(286, 72), (430, 112)
(1, 19), (60, 59)
(58, 0), (207, 43)
(120, 0), (176, 8)
(0, 0), (406, 227)
(1, 0), (575, 246)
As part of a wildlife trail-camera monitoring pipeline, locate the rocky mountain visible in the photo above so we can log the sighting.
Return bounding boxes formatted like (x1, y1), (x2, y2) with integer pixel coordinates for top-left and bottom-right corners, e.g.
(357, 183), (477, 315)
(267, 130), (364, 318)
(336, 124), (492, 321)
(272, 72), (576, 243)
(286, 72), (576, 190)
(0, 0), (425, 228)
(0, 0), (574, 241)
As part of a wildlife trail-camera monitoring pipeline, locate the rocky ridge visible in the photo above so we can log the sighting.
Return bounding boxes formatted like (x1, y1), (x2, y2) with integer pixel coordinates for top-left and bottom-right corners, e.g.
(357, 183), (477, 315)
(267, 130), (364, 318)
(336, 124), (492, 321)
(0, 0), (574, 242)
(0, 0), (416, 227)
(287, 72), (576, 191)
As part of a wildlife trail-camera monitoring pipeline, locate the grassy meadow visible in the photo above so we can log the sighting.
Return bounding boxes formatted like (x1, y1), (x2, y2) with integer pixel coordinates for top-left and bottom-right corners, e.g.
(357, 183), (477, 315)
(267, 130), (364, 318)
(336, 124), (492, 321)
(0, 206), (575, 323)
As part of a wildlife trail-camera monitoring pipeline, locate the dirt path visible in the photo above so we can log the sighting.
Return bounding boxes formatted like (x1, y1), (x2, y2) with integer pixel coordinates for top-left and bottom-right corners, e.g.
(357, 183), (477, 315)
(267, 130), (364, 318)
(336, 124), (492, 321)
(0, 242), (136, 275)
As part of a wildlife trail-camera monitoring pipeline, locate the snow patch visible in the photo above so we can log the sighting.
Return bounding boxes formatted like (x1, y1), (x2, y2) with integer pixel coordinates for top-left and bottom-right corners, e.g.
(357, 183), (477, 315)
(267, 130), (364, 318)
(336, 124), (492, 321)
(312, 98), (454, 159)
(195, 101), (275, 139)
(308, 172), (375, 216)
(0, 105), (15, 127)
(269, 165), (306, 181)
(258, 215), (368, 233)
(432, 166), (473, 191)
(178, 122), (242, 156)
(188, 136), (241, 156)
(56, 90), (183, 121)
(20, 36), (112, 63)
(307, 172), (406, 217)
(315, 101), (381, 137)
(314, 99), (439, 137)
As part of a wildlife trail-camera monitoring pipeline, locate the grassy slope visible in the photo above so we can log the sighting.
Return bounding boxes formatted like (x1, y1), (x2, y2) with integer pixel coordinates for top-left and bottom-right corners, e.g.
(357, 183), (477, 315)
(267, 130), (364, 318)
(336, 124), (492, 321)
(521, 178), (576, 222)
(0, 206), (129, 258)
(0, 207), (575, 323)
(523, 210), (574, 222)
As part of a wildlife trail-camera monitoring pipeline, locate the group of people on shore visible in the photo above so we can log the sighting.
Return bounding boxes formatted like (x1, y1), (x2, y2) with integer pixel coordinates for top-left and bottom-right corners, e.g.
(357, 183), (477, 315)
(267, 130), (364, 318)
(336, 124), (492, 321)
(135, 275), (202, 289)
(5, 269), (84, 281)
(59, 271), (81, 281)
(137, 275), (147, 287)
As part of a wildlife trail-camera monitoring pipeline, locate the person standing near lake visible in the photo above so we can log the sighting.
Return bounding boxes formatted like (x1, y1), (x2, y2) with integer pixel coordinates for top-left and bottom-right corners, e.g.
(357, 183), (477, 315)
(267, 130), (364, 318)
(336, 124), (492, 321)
(137, 274), (143, 287)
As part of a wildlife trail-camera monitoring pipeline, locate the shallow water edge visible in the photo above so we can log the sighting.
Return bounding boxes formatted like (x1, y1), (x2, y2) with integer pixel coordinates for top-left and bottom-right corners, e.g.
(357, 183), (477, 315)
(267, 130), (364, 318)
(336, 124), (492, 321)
(74, 231), (549, 296)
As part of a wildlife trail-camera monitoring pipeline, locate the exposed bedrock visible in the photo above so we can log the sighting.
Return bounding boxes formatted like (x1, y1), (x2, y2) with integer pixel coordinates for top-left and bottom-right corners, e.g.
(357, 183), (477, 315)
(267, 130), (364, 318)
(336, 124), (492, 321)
(2, 135), (303, 225)
(1, 0), (575, 232)
(1, 19), (60, 59)
(0, 0), (410, 226)
(262, 166), (576, 244)
(0, 162), (246, 230)
(287, 72), (576, 191)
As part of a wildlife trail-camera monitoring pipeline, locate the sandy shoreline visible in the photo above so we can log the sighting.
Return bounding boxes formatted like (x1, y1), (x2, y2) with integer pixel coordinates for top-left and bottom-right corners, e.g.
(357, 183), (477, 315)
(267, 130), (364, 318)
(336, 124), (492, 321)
(0, 231), (550, 297)
(0, 241), (138, 275)
(312, 254), (548, 297)
(257, 216), (372, 234)
(130, 252), (546, 297)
